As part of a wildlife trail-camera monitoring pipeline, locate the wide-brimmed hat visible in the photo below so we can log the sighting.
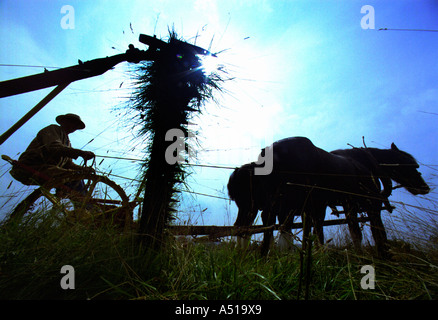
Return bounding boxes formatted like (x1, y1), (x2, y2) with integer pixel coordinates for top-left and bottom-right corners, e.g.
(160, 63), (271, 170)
(56, 113), (86, 129)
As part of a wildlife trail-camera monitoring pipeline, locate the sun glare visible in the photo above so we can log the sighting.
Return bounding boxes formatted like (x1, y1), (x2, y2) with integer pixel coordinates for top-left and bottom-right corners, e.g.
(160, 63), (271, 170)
(200, 54), (221, 75)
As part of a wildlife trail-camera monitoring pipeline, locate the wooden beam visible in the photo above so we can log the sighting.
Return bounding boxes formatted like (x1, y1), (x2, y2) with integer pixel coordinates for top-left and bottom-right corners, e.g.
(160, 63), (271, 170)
(168, 216), (371, 237)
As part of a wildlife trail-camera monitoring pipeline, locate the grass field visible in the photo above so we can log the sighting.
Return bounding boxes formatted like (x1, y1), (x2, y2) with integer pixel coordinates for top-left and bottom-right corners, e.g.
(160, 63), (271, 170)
(0, 203), (437, 300)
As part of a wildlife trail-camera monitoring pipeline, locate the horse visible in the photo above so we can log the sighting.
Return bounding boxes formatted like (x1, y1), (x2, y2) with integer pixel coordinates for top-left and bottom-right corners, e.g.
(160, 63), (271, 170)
(229, 137), (385, 255)
(329, 143), (430, 250)
(227, 162), (277, 249)
(332, 143), (429, 196)
(229, 137), (430, 257)
(228, 162), (265, 241)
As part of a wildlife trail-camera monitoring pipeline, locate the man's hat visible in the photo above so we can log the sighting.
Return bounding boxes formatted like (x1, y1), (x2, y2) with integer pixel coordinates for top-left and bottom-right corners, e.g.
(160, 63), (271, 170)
(56, 113), (86, 129)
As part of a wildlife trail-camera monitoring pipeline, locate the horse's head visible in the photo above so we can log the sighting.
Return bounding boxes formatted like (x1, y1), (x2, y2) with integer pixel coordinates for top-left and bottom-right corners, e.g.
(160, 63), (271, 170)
(381, 143), (430, 195)
(228, 163), (264, 227)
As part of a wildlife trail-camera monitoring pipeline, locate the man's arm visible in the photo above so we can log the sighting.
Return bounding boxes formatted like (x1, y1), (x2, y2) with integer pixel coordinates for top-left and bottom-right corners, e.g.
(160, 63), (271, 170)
(39, 125), (95, 161)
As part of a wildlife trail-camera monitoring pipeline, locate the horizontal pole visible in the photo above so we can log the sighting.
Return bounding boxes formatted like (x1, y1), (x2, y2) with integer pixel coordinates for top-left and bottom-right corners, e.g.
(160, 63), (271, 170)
(0, 54), (127, 98)
(0, 83), (69, 145)
(168, 216), (371, 237)
(0, 44), (155, 98)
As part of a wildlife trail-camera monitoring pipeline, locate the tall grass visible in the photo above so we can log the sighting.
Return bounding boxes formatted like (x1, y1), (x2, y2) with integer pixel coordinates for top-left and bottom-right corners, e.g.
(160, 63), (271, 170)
(0, 203), (437, 300)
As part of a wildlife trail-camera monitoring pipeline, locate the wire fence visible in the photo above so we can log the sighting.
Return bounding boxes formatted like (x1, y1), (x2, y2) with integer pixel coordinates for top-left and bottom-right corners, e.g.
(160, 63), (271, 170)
(1, 141), (437, 206)
(87, 153), (437, 208)
(1, 133), (437, 251)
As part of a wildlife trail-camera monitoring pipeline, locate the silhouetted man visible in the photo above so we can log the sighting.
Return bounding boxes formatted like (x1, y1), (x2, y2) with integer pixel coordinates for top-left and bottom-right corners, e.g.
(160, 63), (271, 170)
(10, 113), (95, 186)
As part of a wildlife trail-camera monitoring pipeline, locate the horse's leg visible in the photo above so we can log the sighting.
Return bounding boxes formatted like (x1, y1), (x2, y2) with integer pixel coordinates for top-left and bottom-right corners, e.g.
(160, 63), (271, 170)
(236, 234), (251, 249)
(301, 210), (312, 252)
(278, 206), (295, 251)
(368, 210), (389, 258)
(234, 207), (254, 249)
(278, 231), (294, 250)
(310, 200), (326, 247)
(261, 208), (276, 255)
(276, 193), (296, 251)
(345, 204), (363, 250)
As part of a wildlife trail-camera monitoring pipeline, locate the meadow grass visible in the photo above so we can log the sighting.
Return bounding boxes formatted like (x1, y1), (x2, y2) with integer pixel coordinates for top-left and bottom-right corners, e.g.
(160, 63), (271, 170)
(0, 205), (437, 300)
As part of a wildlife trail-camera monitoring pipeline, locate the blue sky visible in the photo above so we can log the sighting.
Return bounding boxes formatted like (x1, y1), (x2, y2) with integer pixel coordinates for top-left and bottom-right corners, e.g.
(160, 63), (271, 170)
(0, 0), (437, 238)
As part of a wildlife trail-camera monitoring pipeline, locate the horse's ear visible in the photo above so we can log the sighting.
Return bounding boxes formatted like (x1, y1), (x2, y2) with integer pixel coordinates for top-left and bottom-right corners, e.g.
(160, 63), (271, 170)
(391, 143), (399, 151)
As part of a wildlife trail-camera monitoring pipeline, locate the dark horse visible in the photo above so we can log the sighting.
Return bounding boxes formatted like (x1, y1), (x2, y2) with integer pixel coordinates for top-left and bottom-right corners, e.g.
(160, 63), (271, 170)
(329, 143), (430, 250)
(228, 137), (385, 255)
(228, 137), (430, 257)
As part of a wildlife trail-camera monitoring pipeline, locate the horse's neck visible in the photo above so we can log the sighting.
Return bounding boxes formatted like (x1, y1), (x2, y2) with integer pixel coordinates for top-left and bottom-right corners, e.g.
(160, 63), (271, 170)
(366, 148), (395, 164)
(364, 148), (394, 195)
(366, 148), (399, 182)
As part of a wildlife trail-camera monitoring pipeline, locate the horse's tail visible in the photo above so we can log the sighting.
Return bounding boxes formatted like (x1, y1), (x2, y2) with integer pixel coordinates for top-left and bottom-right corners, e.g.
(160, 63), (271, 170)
(227, 167), (240, 201)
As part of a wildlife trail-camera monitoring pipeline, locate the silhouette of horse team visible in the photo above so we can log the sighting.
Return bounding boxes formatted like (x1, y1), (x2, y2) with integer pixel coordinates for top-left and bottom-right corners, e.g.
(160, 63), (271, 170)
(228, 137), (429, 258)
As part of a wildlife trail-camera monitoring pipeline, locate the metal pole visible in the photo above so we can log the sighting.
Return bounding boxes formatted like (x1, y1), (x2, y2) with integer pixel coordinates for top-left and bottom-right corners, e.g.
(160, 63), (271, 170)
(0, 82), (70, 145)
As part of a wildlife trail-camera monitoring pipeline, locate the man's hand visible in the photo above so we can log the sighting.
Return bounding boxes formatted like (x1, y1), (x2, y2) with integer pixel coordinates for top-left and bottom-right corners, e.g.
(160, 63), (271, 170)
(82, 166), (95, 174)
(80, 151), (95, 161)
(80, 151), (96, 174)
